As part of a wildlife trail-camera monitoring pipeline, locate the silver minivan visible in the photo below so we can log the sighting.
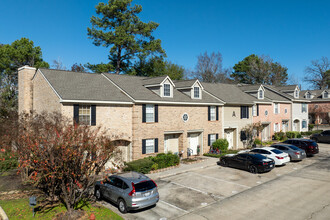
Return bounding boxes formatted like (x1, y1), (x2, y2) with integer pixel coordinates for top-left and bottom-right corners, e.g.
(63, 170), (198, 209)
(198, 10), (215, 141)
(95, 171), (159, 213)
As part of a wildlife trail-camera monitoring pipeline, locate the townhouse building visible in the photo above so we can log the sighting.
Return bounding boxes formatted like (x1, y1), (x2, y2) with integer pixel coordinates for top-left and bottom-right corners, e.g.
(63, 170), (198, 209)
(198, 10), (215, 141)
(275, 85), (309, 132)
(238, 85), (292, 141)
(18, 66), (223, 163)
(301, 89), (330, 124)
(202, 83), (258, 149)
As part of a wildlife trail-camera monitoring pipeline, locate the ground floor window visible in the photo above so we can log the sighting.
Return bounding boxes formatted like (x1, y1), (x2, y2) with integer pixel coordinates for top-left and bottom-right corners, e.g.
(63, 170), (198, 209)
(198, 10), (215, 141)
(274, 123), (280, 132)
(302, 120), (307, 129)
(142, 138), (158, 154)
(210, 134), (216, 146)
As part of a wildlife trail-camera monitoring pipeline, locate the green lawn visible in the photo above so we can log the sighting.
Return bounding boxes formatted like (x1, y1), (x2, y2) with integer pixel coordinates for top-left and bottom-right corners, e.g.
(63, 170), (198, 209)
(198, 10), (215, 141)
(0, 198), (123, 220)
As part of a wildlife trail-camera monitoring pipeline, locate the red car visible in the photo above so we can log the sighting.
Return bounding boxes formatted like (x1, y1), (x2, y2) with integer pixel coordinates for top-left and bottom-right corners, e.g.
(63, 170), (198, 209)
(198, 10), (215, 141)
(282, 139), (319, 156)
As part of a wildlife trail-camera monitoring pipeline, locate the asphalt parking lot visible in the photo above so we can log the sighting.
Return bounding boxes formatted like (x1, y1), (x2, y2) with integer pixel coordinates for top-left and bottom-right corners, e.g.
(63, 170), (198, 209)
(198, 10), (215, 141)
(99, 143), (330, 220)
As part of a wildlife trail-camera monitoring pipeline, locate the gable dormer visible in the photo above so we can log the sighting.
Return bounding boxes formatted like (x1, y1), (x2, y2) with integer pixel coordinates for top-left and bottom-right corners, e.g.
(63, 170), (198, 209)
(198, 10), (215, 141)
(304, 91), (313, 99)
(294, 86), (300, 98)
(322, 90), (329, 99)
(258, 85), (265, 100)
(143, 76), (175, 98)
(176, 79), (203, 99)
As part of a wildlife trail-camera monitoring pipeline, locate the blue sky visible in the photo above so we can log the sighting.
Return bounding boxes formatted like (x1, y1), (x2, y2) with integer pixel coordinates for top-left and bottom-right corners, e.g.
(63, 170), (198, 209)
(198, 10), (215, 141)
(1, 0), (329, 88)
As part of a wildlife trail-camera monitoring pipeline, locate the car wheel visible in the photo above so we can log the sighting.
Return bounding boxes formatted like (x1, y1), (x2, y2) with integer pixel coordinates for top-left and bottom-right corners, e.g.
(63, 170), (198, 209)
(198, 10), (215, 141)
(249, 165), (257, 174)
(95, 188), (102, 201)
(118, 198), (128, 214)
(220, 159), (227, 167)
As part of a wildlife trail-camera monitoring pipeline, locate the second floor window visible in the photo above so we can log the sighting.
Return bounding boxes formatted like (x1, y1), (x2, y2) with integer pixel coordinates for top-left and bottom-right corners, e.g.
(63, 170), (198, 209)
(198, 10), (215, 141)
(146, 104), (155, 122)
(210, 106), (216, 121)
(241, 106), (249, 119)
(164, 84), (171, 97)
(274, 103), (279, 114)
(324, 91), (328, 98)
(302, 103), (307, 113)
(79, 105), (91, 125)
(194, 87), (200, 98)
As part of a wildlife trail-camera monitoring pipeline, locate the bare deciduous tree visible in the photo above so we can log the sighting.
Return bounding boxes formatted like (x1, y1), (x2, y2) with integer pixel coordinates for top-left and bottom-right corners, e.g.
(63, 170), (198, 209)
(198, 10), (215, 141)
(304, 57), (330, 89)
(192, 51), (231, 83)
(52, 57), (66, 70)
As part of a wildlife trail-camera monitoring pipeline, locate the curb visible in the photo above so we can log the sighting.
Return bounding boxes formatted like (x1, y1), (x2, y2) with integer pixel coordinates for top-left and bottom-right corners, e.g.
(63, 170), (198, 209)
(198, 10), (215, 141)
(0, 205), (9, 220)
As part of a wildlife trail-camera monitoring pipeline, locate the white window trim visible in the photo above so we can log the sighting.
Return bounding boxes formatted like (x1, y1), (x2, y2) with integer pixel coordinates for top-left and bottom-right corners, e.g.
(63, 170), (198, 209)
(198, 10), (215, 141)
(79, 105), (91, 125)
(323, 91), (329, 99)
(163, 83), (171, 97)
(146, 104), (155, 123)
(252, 105), (257, 116)
(210, 106), (216, 121)
(302, 120), (307, 129)
(258, 89), (264, 99)
(274, 103), (280, 114)
(193, 86), (201, 99)
(294, 89), (299, 98)
(145, 139), (155, 154)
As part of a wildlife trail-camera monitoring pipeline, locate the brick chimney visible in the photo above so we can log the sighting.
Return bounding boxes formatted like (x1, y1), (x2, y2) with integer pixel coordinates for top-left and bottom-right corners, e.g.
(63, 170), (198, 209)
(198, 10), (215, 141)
(18, 66), (36, 114)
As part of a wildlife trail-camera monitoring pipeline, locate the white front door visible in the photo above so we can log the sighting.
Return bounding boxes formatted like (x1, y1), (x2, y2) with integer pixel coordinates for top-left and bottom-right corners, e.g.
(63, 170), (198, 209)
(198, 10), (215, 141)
(189, 133), (199, 155)
(294, 120), (300, 132)
(226, 131), (234, 149)
(262, 125), (269, 141)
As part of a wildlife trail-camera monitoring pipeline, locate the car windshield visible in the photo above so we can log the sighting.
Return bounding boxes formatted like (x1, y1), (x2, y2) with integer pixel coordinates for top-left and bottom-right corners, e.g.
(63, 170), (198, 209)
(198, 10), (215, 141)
(286, 145), (300, 151)
(251, 154), (268, 160)
(271, 149), (283, 154)
(134, 180), (156, 192)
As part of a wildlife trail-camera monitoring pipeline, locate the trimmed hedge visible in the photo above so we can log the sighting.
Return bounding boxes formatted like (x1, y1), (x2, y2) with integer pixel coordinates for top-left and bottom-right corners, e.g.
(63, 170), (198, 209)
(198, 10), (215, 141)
(301, 130), (323, 136)
(203, 150), (239, 158)
(286, 131), (302, 139)
(124, 152), (180, 174)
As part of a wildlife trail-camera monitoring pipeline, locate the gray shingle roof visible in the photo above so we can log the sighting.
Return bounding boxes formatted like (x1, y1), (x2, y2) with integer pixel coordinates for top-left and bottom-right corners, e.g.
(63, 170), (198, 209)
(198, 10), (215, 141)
(39, 69), (133, 102)
(103, 73), (221, 104)
(238, 84), (291, 102)
(301, 89), (330, 102)
(174, 79), (197, 88)
(238, 84), (261, 92)
(275, 85), (298, 92)
(202, 83), (259, 105)
(142, 76), (168, 86)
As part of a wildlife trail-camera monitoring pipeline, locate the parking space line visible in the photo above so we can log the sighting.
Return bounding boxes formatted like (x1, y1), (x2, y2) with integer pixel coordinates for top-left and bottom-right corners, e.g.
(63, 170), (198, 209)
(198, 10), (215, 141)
(192, 172), (251, 189)
(159, 200), (189, 213)
(171, 181), (209, 195)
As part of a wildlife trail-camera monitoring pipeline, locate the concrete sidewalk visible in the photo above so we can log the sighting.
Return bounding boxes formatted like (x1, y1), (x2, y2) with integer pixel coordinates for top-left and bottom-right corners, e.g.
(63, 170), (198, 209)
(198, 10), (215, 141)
(148, 156), (219, 180)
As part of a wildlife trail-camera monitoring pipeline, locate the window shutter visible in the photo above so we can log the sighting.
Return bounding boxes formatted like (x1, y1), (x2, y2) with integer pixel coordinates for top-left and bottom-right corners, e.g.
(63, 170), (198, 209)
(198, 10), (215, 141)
(142, 139), (146, 154)
(142, 104), (146, 123)
(208, 106), (211, 121)
(240, 106), (243, 119)
(91, 105), (96, 126)
(216, 134), (219, 140)
(155, 105), (158, 122)
(208, 134), (211, 146)
(257, 104), (259, 116)
(216, 106), (219, 121)
(154, 138), (158, 153)
(247, 107), (249, 119)
(73, 104), (79, 124)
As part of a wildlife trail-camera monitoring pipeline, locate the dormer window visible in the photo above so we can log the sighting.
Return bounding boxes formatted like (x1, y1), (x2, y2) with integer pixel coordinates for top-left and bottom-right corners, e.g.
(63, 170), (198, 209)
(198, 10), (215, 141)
(294, 89), (299, 98)
(258, 89), (264, 99)
(306, 92), (311, 99)
(194, 87), (200, 98)
(324, 91), (329, 98)
(163, 84), (171, 97)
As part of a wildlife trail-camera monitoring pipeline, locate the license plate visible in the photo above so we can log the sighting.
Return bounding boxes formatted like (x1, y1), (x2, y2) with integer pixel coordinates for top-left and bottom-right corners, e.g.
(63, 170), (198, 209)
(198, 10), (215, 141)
(144, 192), (151, 197)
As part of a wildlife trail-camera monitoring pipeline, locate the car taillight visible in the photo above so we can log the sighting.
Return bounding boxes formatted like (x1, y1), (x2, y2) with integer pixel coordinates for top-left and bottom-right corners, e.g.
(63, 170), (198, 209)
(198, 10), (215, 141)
(294, 152), (300, 155)
(128, 182), (136, 197)
(262, 162), (268, 165)
(275, 156), (284, 159)
(308, 146), (314, 149)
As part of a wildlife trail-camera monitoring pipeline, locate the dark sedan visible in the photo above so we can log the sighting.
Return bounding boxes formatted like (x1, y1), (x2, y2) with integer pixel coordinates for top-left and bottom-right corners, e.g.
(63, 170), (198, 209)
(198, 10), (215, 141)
(282, 139), (319, 156)
(219, 153), (275, 173)
(310, 130), (330, 143)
